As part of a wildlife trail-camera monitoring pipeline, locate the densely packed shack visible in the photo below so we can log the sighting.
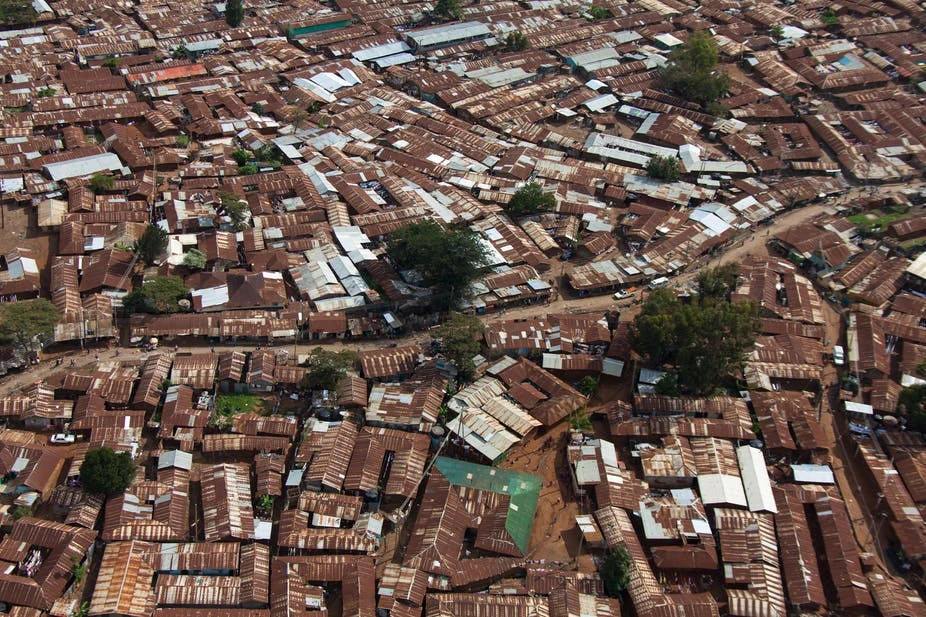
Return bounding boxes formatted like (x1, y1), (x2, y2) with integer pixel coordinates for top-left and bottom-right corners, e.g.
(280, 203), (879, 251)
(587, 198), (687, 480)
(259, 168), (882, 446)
(0, 0), (925, 615)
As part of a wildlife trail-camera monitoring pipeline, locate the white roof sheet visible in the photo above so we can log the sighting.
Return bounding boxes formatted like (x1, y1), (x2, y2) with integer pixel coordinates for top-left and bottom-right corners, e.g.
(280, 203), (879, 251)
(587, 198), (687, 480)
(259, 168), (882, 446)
(697, 473), (747, 507)
(791, 464), (835, 484)
(352, 41), (411, 61)
(43, 152), (122, 181)
(736, 445), (778, 513)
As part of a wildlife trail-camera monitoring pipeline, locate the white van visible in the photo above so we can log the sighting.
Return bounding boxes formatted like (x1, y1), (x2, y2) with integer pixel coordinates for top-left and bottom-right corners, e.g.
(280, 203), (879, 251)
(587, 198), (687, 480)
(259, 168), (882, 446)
(648, 276), (669, 290)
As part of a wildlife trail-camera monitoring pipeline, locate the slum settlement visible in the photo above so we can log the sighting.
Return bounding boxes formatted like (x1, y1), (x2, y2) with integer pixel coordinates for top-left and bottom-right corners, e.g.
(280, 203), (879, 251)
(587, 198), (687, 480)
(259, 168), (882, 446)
(1, 0), (926, 616)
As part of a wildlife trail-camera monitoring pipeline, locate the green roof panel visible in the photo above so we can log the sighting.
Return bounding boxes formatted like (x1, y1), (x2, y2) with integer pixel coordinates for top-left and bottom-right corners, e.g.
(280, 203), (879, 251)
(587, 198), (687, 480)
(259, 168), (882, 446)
(433, 456), (541, 555)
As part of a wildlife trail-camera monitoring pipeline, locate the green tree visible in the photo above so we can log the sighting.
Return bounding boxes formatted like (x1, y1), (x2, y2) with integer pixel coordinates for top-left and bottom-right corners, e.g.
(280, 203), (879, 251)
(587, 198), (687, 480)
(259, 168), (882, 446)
(576, 376), (599, 397)
(769, 24), (784, 43)
(79, 447), (136, 495)
(508, 182), (556, 215)
(300, 348), (357, 391)
(225, 0), (244, 27)
(434, 312), (484, 380)
(290, 109), (309, 129)
(176, 134), (190, 148)
(505, 31), (529, 51)
(172, 44), (190, 60)
(71, 558), (86, 585)
(570, 407), (593, 431)
(251, 102), (265, 115)
(219, 192), (249, 230)
(629, 271), (759, 395)
(600, 546), (632, 597)
(705, 101), (731, 118)
(123, 276), (188, 314)
(256, 494), (274, 516)
(434, 0), (462, 20)
(71, 602), (89, 617)
(821, 9), (839, 26)
(654, 373), (680, 396)
(102, 57), (121, 69)
(11, 506), (31, 519)
(182, 248), (207, 270)
(37, 87), (55, 98)
(232, 148), (251, 167)
(239, 164), (259, 175)
(0, 299), (59, 354)
(587, 5), (611, 20)
(899, 385), (926, 432)
(659, 30), (729, 106)
(0, 0), (36, 25)
(696, 263), (740, 300)
(134, 224), (168, 265)
(387, 220), (490, 311)
(90, 174), (114, 192)
(646, 155), (681, 182)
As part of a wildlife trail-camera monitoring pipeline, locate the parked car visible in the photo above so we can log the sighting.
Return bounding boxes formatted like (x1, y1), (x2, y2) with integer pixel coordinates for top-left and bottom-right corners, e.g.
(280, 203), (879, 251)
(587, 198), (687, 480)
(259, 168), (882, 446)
(50, 433), (75, 444)
(613, 289), (631, 300)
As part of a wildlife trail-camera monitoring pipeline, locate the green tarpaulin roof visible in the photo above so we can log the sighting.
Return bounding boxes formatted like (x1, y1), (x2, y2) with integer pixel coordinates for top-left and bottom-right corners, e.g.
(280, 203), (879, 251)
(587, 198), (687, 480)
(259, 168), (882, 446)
(433, 456), (541, 555)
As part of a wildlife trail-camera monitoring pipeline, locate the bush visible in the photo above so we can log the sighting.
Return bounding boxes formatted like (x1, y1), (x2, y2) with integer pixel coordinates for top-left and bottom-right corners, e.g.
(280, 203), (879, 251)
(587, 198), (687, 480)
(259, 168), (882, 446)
(176, 134), (190, 148)
(123, 276), (188, 314)
(434, 0), (462, 20)
(79, 447), (136, 494)
(90, 174), (114, 192)
(239, 164), (259, 175)
(182, 248), (207, 270)
(646, 155), (681, 181)
(507, 182), (556, 215)
(506, 31), (529, 51)
(576, 376), (599, 397)
(587, 6), (611, 19)
(600, 546), (632, 597)
(232, 148), (251, 167)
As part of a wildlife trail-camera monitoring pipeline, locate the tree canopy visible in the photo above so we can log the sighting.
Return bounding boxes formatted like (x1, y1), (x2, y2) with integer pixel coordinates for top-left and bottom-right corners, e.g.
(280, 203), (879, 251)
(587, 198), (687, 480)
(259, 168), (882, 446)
(587, 5), (611, 20)
(134, 224), (168, 265)
(299, 347), (357, 392)
(123, 276), (188, 314)
(899, 385), (926, 432)
(0, 0), (36, 25)
(0, 298), (59, 354)
(232, 148), (251, 167)
(696, 262), (740, 300)
(219, 192), (249, 230)
(769, 24), (784, 42)
(79, 447), (136, 494)
(506, 31), (529, 51)
(434, 0), (462, 20)
(182, 248), (207, 270)
(387, 220), (490, 311)
(434, 312), (485, 380)
(646, 155), (681, 182)
(90, 174), (114, 193)
(629, 266), (759, 395)
(225, 0), (243, 27)
(507, 182), (556, 215)
(659, 30), (729, 106)
(600, 546), (632, 597)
